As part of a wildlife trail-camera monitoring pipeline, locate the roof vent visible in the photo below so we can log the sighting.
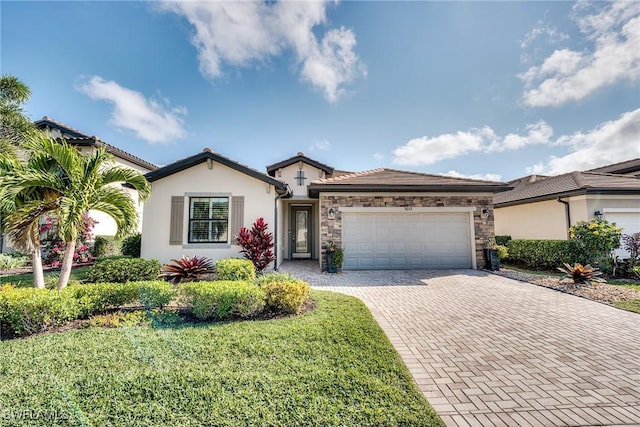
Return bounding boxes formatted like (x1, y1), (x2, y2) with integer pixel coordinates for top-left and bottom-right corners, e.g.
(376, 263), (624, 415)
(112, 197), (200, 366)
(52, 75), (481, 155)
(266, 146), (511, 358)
(42, 116), (49, 120)
(203, 147), (213, 153)
(297, 152), (304, 156)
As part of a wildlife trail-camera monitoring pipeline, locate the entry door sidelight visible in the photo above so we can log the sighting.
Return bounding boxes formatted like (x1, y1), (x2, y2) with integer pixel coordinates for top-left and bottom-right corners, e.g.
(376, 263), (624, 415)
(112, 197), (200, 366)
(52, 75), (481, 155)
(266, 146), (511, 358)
(292, 207), (312, 258)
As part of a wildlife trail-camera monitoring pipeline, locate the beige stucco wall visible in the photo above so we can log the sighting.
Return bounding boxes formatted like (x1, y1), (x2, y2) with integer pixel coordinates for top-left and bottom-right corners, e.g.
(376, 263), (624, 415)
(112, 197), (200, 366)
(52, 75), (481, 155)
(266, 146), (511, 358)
(319, 192), (495, 270)
(495, 195), (640, 240)
(141, 161), (278, 265)
(275, 163), (323, 197)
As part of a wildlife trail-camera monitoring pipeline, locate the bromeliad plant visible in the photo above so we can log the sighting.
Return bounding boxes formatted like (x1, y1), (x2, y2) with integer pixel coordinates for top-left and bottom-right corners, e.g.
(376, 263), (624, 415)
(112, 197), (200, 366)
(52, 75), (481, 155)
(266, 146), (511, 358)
(161, 255), (215, 284)
(557, 262), (605, 286)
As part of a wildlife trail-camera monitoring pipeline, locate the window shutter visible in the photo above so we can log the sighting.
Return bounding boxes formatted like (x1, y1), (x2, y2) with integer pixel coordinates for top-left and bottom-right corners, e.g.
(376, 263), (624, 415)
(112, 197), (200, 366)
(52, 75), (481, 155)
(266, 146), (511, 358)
(231, 196), (245, 239)
(169, 196), (184, 245)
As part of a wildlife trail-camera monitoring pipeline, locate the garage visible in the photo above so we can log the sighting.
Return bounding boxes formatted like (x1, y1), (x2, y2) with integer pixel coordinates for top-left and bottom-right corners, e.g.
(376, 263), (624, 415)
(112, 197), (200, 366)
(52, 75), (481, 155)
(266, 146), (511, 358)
(341, 209), (474, 270)
(604, 208), (640, 258)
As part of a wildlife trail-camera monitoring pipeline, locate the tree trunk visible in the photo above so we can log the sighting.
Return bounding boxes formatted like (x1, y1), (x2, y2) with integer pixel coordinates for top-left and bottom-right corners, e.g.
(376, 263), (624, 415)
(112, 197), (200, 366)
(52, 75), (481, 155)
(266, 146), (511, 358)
(57, 239), (76, 290)
(32, 247), (45, 289)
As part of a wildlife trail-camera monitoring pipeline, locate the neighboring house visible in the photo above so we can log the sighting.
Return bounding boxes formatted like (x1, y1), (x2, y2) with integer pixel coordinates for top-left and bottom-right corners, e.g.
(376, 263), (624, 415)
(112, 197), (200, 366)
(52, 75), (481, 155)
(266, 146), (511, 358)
(494, 158), (640, 258)
(141, 149), (509, 270)
(0, 117), (158, 253)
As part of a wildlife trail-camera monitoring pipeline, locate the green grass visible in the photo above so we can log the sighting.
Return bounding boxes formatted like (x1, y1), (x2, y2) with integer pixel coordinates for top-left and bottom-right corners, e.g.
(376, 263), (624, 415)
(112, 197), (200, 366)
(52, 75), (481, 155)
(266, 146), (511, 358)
(0, 266), (91, 287)
(613, 299), (640, 314)
(0, 291), (443, 426)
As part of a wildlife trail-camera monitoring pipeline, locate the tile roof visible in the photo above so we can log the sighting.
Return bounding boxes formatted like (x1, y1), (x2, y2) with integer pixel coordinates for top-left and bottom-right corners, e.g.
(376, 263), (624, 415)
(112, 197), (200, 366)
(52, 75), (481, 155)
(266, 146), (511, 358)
(145, 148), (290, 195)
(307, 168), (510, 196)
(587, 158), (640, 175)
(34, 117), (158, 171)
(494, 171), (640, 206)
(266, 152), (334, 176)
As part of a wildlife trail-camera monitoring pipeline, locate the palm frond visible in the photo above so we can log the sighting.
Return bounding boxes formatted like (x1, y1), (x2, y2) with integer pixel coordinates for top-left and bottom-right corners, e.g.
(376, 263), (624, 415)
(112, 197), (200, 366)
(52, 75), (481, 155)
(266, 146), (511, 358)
(101, 167), (151, 200)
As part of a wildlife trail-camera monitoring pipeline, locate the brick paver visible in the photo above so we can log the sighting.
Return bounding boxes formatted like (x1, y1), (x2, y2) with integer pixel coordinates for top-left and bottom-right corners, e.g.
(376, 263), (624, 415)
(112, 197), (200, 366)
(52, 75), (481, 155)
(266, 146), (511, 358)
(279, 261), (640, 427)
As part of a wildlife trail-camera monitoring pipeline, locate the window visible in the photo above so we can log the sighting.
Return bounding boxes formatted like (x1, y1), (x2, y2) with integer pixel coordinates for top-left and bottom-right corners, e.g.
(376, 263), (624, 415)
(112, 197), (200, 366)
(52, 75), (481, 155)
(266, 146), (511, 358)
(189, 197), (229, 243)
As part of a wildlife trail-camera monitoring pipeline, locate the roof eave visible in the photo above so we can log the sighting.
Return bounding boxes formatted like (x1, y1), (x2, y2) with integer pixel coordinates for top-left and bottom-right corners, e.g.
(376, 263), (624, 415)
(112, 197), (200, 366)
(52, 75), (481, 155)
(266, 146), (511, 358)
(145, 152), (287, 190)
(266, 156), (334, 176)
(495, 188), (640, 208)
(308, 184), (511, 198)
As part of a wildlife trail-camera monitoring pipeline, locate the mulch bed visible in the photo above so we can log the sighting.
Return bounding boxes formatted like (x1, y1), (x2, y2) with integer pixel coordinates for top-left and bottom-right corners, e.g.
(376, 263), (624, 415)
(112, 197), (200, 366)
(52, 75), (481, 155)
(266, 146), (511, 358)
(490, 268), (640, 305)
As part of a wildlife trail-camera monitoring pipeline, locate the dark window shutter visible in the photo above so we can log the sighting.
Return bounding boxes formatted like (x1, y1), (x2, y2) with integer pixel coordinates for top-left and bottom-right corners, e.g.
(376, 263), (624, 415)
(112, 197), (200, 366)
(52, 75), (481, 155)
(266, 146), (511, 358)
(170, 196), (184, 245)
(231, 196), (245, 239)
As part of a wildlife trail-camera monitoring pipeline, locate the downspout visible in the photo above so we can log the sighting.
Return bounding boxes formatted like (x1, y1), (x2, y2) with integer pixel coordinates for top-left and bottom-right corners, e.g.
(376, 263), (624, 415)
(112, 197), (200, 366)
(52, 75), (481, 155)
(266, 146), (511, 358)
(273, 184), (292, 271)
(557, 197), (571, 237)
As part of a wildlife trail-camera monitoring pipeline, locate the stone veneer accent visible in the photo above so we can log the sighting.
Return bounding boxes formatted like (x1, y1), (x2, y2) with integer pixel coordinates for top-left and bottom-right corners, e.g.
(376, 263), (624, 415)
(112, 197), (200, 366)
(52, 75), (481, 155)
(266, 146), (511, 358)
(319, 194), (495, 270)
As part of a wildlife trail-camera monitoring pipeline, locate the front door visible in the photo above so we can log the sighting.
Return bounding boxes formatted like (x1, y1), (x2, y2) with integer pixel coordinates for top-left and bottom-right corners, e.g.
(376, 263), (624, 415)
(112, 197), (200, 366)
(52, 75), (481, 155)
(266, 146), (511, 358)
(291, 207), (312, 259)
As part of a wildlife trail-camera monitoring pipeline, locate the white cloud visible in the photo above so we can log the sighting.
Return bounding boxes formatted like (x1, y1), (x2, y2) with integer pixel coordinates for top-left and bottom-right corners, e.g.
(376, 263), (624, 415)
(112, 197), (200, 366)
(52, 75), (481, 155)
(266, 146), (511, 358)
(528, 108), (640, 175)
(444, 170), (503, 182)
(488, 120), (554, 152)
(157, 1), (365, 103)
(520, 2), (640, 107)
(520, 20), (569, 49)
(393, 122), (555, 166)
(392, 126), (497, 166)
(373, 152), (384, 161)
(309, 139), (331, 151)
(77, 76), (187, 144)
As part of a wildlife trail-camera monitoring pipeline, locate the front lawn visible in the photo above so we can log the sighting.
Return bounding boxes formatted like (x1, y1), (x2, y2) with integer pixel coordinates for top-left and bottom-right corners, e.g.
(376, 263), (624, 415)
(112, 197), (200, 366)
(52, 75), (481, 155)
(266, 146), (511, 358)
(0, 290), (442, 426)
(0, 266), (91, 287)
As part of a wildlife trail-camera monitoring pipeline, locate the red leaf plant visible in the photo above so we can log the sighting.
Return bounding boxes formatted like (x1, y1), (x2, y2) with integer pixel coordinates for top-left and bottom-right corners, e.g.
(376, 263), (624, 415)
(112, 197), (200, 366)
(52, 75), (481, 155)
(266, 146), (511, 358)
(235, 218), (274, 273)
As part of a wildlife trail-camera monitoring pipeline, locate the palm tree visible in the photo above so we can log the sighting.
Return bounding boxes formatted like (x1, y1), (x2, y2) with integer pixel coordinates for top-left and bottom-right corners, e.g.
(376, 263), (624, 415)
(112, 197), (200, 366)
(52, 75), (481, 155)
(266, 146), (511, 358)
(0, 75), (37, 144)
(0, 143), (60, 289)
(4, 133), (151, 289)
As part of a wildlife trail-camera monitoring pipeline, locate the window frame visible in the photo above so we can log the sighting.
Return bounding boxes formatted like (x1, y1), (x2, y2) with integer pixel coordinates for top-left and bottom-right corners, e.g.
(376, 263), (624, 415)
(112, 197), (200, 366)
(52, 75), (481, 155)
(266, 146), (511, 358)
(187, 195), (230, 244)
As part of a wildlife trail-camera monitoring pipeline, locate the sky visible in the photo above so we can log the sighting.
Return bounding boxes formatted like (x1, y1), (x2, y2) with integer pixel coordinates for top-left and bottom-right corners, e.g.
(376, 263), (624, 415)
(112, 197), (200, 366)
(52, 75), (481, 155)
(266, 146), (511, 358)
(1, 1), (639, 182)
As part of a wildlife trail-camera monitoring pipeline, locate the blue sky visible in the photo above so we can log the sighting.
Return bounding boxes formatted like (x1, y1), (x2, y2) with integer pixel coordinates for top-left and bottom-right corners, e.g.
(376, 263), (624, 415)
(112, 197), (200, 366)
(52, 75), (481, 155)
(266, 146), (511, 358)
(2, 1), (639, 181)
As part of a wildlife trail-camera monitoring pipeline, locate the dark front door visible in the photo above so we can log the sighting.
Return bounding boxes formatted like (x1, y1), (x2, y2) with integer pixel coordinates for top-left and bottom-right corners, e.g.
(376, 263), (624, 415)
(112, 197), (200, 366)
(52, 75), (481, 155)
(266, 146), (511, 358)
(291, 207), (312, 259)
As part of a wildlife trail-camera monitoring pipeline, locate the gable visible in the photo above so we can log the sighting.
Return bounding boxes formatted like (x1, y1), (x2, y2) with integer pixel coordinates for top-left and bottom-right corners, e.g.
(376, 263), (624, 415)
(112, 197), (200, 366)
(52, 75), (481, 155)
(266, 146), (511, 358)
(274, 162), (326, 197)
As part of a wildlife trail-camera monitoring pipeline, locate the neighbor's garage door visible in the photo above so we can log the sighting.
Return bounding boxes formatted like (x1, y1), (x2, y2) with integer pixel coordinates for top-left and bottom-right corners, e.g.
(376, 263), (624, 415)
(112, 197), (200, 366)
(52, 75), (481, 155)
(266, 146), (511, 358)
(342, 211), (473, 270)
(604, 209), (640, 258)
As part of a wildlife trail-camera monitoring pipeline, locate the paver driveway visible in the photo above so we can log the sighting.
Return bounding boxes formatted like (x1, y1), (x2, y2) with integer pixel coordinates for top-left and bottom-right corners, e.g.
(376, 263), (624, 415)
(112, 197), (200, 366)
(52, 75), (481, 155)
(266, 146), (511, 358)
(279, 262), (640, 427)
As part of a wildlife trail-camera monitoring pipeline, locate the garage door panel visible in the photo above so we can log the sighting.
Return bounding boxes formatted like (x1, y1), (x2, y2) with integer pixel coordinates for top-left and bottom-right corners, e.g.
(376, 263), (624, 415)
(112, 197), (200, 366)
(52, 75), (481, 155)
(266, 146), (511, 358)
(605, 212), (640, 258)
(342, 211), (472, 270)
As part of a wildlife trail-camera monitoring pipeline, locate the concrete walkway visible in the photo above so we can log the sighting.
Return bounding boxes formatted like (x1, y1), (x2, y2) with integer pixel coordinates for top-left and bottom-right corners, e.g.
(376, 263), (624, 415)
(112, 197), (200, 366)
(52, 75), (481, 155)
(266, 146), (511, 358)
(279, 261), (640, 427)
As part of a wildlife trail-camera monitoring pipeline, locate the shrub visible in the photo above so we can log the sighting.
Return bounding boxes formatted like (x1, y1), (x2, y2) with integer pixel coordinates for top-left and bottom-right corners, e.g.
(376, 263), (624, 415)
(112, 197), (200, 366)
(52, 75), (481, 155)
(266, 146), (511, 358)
(87, 310), (150, 328)
(162, 255), (215, 284)
(216, 258), (256, 281)
(67, 282), (140, 317)
(496, 245), (508, 260)
(40, 214), (96, 267)
(254, 272), (296, 287)
(0, 254), (29, 271)
(569, 219), (622, 264)
(121, 233), (142, 258)
(495, 235), (512, 246)
(85, 258), (161, 283)
(235, 218), (275, 272)
(138, 281), (176, 309)
(0, 286), (80, 337)
(93, 236), (122, 258)
(181, 281), (265, 320)
(506, 239), (583, 269)
(262, 279), (310, 314)
(622, 232), (640, 264)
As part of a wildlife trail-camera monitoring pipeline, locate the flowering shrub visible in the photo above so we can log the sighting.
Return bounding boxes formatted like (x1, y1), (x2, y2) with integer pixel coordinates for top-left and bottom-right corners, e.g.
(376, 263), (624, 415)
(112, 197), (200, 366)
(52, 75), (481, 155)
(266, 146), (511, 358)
(622, 232), (640, 264)
(568, 219), (622, 264)
(39, 214), (97, 267)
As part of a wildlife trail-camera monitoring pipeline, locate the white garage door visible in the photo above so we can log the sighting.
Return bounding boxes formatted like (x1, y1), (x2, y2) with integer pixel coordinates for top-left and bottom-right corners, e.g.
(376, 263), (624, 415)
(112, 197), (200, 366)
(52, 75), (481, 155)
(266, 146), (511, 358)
(342, 211), (473, 270)
(604, 210), (640, 258)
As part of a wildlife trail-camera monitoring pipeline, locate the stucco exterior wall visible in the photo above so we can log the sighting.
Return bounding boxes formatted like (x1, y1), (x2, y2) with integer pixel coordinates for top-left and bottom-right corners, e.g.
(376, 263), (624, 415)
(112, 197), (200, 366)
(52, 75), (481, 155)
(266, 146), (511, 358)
(275, 163), (323, 197)
(319, 193), (495, 270)
(141, 161), (278, 265)
(495, 200), (568, 239)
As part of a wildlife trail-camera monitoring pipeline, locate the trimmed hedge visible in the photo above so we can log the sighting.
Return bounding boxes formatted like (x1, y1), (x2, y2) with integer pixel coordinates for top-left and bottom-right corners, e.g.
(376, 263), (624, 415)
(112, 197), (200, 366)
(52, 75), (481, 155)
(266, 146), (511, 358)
(0, 286), (80, 337)
(215, 258), (256, 281)
(262, 280), (310, 314)
(181, 281), (265, 320)
(122, 233), (142, 258)
(93, 236), (122, 258)
(67, 282), (140, 317)
(138, 281), (176, 309)
(85, 258), (161, 283)
(506, 239), (584, 269)
(495, 235), (512, 246)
